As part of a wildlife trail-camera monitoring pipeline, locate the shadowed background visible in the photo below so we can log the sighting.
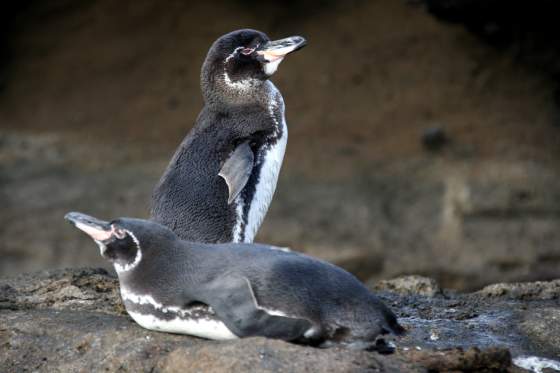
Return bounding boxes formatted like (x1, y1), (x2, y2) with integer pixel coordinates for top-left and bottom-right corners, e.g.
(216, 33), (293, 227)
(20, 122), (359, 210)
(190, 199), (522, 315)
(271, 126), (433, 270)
(1, 0), (559, 290)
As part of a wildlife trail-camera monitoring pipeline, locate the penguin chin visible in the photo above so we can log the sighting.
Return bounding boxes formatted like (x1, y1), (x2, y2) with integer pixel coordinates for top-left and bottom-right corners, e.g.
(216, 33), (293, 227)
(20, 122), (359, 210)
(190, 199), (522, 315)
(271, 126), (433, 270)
(94, 240), (109, 257)
(263, 58), (284, 76)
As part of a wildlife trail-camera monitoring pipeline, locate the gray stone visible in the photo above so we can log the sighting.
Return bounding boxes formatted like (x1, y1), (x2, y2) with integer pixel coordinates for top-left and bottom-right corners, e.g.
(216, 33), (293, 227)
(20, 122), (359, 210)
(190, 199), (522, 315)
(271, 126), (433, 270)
(477, 280), (560, 300)
(520, 308), (560, 357)
(157, 338), (412, 373)
(372, 275), (442, 297)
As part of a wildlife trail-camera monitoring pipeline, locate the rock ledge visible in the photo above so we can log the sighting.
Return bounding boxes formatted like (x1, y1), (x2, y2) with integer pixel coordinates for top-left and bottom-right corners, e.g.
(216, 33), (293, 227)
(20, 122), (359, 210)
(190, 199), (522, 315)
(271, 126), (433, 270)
(2, 268), (560, 372)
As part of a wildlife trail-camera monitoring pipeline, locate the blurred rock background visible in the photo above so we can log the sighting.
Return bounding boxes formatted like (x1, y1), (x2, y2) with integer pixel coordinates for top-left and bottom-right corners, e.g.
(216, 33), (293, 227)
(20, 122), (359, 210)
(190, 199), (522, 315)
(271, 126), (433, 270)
(1, 0), (559, 291)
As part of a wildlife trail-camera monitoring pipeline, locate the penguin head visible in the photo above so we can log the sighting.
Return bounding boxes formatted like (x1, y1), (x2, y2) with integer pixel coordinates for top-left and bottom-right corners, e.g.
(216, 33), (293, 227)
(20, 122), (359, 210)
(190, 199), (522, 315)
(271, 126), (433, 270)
(65, 212), (176, 273)
(202, 29), (306, 105)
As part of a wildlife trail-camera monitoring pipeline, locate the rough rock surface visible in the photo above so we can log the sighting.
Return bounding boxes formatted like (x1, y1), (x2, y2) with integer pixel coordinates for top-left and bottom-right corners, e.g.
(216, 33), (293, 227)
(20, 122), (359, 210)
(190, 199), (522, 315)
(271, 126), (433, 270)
(477, 280), (560, 300)
(2, 268), (560, 372)
(520, 308), (560, 357)
(372, 275), (442, 297)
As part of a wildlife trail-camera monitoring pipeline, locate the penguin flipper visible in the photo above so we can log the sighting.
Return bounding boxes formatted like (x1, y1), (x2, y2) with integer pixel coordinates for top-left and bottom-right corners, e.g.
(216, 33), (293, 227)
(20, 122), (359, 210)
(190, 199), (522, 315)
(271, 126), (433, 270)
(218, 141), (254, 204)
(205, 276), (312, 341)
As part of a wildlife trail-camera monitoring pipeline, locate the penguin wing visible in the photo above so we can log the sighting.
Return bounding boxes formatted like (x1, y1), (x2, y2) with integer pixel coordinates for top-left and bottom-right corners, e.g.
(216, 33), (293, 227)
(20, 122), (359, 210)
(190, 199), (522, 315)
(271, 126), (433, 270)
(218, 141), (254, 204)
(204, 276), (313, 340)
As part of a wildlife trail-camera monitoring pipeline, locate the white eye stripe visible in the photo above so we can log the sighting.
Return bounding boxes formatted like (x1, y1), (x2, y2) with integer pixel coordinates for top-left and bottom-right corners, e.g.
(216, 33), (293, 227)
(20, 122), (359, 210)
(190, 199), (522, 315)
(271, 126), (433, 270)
(114, 248), (142, 273)
(113, 228), (142, 273)
(124, 229), (141, 248)
(224, 47), (244, 63)
(241, 47), (255, 55)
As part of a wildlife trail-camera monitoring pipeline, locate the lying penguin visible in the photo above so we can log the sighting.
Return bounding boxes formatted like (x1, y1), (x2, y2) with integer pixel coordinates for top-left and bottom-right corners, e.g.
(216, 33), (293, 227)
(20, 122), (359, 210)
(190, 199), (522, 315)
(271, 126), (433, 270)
(65, 212), (405, 349)
(152, 29), (306, 244)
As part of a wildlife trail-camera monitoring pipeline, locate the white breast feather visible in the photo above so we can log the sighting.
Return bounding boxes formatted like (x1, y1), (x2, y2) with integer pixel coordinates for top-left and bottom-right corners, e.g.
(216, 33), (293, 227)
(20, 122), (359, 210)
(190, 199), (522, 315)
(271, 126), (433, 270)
(128, 311), (238, 340)
(120, 287), (238, 340)
(241, 89), (287, 243)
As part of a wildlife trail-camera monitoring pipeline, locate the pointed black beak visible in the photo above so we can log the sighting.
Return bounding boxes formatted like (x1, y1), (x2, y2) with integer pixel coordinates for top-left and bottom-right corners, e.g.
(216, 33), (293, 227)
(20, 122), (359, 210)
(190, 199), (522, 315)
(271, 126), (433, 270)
(65, 212), (113, 241)
(257, 35), (306, 61)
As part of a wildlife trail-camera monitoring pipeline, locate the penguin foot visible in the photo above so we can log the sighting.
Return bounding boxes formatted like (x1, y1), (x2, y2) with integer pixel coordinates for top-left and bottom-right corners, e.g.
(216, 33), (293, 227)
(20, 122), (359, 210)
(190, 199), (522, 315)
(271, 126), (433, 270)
(366, 338), (396, 354)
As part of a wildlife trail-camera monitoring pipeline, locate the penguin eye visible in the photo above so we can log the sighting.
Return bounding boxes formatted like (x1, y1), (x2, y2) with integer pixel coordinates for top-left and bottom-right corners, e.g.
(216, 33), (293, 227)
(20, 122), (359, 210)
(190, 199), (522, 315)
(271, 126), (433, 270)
(240, 47), (255, 56)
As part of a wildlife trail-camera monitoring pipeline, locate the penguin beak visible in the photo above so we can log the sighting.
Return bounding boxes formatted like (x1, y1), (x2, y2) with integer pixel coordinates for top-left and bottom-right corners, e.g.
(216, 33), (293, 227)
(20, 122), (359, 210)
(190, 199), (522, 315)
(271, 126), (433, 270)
(257, 36), (306, 62)
(65, 212), (113, 241)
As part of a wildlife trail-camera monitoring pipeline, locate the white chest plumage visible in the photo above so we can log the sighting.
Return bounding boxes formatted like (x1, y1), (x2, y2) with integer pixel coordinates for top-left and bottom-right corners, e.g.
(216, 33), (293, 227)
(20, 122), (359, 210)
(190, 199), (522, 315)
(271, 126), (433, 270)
(128, 311), (237, 340)
(233, 91), (287, 243)
(120, 287), (238, 340)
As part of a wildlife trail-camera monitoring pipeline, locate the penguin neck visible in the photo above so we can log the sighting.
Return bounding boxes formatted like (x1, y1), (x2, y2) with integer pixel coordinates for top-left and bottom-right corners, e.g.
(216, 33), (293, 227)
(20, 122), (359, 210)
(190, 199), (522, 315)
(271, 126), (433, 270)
(118, 241), (206, 291)
(201, 60), (278, 110)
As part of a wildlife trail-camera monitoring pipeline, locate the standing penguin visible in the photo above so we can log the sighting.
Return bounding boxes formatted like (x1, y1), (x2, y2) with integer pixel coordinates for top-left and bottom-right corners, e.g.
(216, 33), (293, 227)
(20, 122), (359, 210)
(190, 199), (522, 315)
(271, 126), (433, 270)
(152, 29), (306, 243)
(66, 212), (405, 349)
